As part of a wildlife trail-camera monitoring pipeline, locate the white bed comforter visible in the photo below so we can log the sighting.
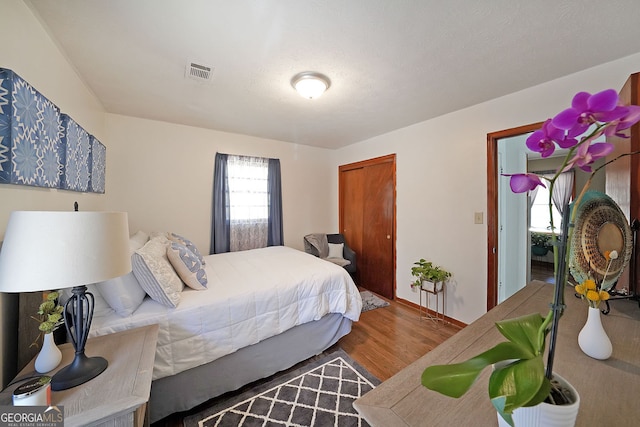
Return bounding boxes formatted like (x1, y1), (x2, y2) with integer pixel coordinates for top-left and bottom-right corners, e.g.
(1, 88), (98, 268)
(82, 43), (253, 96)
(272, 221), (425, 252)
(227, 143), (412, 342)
(89, 246), (362, 380)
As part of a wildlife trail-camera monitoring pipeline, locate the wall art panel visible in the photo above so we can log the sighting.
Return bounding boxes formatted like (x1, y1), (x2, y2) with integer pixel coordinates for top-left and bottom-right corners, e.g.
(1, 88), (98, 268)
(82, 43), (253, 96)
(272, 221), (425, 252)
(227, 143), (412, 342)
(0, 68), (64, 188)
(60, 113), (91, 192)
(90, 136), (106, 193)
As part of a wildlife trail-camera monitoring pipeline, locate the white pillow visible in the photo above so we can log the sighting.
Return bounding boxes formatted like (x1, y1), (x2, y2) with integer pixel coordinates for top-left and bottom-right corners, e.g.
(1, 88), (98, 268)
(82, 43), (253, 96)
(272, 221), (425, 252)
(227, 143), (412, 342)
(328, 242), (344, 259)
(59, 284), (114, 318)
(167, 242), (208, 290)
(132, 236), (184, 308)
(129, 230), (149, 254)
(95, 270), (147, 317)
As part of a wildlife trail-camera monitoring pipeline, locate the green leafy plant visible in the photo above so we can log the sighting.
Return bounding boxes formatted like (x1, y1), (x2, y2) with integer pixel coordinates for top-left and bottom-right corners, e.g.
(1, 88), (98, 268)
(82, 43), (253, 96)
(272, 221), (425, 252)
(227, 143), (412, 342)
(530, 232), (552, 249)
(421, 88), (640, 426)
(30, 291), (64, 348)
(410, 258), (452, 288)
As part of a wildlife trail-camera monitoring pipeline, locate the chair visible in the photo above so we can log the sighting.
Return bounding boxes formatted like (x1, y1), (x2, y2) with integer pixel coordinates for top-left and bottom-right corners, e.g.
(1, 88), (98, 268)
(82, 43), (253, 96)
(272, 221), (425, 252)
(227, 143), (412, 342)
(303, 233), (357, 275)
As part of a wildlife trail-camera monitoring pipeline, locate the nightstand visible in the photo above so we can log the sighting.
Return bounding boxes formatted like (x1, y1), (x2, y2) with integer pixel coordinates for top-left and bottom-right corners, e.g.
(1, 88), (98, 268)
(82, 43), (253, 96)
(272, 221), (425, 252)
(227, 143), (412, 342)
(1, 324), (158, 427)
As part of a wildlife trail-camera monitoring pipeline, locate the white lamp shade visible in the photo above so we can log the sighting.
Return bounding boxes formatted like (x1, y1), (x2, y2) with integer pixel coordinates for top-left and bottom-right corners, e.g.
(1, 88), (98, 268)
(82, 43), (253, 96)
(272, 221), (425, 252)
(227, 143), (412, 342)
(0, 211), (131, 292)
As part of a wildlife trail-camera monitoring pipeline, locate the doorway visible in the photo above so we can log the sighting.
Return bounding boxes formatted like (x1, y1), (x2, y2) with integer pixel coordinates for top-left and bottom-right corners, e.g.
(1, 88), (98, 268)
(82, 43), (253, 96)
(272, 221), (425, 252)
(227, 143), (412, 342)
(339, 154), (396, 300)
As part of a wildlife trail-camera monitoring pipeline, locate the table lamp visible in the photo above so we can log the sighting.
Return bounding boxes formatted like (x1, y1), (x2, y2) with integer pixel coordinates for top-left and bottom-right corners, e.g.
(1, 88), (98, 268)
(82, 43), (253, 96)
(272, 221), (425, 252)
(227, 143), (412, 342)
(0, 211), (131, 390)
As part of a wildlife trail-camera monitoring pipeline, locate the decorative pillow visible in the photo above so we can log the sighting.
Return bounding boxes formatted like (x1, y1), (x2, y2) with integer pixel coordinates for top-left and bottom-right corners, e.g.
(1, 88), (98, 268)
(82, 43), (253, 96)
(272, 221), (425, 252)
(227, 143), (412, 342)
(129, 230), (149, 254)
(95, 270), (147, 317)
(328, 242), (345, 259)
(167, 242), (208, 290)
(132, 236), (184, 308)
(169, 233), (206, 266)
(59, 284), (114, 318)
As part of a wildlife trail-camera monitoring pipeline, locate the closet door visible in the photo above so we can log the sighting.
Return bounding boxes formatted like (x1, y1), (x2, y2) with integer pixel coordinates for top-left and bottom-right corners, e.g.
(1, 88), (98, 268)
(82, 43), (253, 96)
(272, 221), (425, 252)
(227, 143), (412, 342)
(339, 154), (396, 300)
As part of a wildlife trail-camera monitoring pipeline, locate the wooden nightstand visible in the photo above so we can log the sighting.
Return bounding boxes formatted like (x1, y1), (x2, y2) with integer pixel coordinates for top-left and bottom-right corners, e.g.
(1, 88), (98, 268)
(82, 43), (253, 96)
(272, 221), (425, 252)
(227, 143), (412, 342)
(1, 324), (158, 427)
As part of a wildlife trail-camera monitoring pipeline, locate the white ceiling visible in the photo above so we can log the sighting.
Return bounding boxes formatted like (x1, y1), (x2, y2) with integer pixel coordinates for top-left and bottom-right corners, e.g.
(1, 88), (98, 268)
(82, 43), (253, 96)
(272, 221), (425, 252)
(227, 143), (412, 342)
(25, 0), (640, 149)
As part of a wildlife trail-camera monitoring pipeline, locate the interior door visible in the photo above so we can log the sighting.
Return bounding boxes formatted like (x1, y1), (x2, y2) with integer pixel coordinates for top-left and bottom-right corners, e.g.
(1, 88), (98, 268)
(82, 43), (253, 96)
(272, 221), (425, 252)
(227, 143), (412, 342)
(341, 167), (364, 284)
(339, 155), (396, 300)
(361, 162), (395, 299)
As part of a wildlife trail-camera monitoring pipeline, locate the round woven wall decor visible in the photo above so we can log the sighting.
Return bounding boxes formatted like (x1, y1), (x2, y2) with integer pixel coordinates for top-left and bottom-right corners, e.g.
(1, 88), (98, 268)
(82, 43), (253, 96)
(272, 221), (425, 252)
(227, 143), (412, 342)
(569, 191), (632, 289)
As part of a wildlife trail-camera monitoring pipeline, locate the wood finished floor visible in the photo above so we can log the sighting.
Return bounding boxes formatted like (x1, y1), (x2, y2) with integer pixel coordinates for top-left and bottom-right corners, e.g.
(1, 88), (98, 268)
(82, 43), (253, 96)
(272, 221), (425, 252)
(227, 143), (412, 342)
(152, 292), (461, 426)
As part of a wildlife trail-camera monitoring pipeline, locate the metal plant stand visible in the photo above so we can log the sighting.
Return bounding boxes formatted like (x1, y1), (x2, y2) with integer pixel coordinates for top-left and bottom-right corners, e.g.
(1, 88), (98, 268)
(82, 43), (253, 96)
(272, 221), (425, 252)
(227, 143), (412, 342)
(419, 283), (446, 325)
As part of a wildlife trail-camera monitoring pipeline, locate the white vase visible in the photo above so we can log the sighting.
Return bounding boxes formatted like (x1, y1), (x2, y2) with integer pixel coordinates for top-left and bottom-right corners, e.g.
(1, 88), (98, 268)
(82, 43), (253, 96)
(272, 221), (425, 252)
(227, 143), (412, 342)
(34, 333), (62, 373)
(497, 373), (580, 427)
(578, 306), (612, 360)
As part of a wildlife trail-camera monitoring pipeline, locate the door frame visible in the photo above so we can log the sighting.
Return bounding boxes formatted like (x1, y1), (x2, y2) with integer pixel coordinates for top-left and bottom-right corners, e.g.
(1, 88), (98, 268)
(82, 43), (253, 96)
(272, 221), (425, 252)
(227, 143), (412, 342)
(339, 154), (397, 299)
(486, 123), (542, 310)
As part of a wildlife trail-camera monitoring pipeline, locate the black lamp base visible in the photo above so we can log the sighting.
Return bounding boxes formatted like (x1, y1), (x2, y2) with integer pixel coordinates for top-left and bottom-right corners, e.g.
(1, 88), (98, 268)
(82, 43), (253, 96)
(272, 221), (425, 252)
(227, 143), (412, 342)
(51, 353), (108, 391)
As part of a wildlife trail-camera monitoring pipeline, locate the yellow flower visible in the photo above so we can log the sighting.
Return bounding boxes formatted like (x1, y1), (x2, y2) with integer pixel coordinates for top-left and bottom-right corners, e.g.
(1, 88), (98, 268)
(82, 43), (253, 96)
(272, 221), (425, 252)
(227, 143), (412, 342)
(584, 279), (597, 291)
(575, 284), (585, 295)
(599, 290), (610, 301)
(586, 290), (600, 302)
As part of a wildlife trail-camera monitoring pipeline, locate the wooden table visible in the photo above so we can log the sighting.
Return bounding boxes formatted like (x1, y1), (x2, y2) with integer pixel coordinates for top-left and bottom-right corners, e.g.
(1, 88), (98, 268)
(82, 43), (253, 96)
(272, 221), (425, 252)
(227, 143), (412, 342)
(354, 281), (640, 426)
(1, 324), (158, 427)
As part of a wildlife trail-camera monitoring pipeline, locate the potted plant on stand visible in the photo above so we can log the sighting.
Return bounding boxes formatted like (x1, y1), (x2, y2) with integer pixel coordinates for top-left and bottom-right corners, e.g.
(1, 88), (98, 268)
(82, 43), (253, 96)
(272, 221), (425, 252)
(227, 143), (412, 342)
(531, 232), (552, 256)
(421, 89), (640, 426)
(410, 259), (452, 292)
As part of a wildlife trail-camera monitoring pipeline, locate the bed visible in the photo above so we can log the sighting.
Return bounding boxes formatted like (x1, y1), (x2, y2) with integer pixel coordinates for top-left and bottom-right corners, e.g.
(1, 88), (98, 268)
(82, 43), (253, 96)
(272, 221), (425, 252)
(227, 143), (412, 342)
(84, 233), (362, 423)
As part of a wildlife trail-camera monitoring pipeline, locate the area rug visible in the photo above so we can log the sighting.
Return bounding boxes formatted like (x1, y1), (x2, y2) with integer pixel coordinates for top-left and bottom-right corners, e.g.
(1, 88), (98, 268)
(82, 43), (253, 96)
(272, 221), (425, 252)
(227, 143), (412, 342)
(360, 290), (390, 312)
(184, 349), (379, 427)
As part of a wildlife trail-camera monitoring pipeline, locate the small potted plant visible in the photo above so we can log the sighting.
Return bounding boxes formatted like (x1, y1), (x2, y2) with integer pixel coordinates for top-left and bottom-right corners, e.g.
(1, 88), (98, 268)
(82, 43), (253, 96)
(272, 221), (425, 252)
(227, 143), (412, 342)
(531, 232), (552, 256)
(411, 259), (452, 292)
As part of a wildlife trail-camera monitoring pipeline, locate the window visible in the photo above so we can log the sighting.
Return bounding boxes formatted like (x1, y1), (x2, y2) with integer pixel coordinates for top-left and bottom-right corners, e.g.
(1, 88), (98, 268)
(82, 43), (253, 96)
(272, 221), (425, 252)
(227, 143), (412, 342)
(530, 184), (562, 233)
(227, 155), (268, 222)
(211, 153), (283, 254)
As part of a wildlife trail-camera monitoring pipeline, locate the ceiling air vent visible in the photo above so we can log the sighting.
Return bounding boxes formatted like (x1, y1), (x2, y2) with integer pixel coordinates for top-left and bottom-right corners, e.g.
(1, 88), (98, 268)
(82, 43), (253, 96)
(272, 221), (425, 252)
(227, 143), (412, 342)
(185, 62), (213, 82)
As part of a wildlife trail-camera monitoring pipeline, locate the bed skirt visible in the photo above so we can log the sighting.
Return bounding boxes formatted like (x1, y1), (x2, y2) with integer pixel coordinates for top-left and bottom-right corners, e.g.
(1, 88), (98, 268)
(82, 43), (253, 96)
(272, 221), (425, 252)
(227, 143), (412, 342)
(149, 313), (353, 423)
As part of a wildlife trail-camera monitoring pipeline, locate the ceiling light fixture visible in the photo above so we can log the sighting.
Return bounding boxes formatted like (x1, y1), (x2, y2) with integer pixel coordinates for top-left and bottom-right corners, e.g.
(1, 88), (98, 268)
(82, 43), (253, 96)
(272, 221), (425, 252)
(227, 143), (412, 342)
(291, 72), (331, 99)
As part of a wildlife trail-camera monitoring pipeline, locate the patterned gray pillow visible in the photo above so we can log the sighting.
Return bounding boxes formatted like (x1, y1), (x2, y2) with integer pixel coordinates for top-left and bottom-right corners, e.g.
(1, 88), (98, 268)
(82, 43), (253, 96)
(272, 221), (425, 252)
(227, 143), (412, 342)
(132, 236), (183, 308)
(167, 242), (208, 290)
(169, 233), (206, 265)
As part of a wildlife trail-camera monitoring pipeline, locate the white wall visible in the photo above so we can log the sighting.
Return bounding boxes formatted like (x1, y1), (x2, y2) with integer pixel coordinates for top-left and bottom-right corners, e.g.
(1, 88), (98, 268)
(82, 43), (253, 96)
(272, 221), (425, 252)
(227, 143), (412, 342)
(102, 113), (334, 253)
(331, 52), (640, 325)
(0, 0), (108, 387)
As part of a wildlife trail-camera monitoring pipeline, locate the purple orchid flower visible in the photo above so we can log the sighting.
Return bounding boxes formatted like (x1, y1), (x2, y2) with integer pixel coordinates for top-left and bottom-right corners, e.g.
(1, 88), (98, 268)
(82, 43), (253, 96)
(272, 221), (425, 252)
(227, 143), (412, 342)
(563, 142), (614, 173)
(525, 119), (568, 157)
(505, 173), (546, 193)
(604, 104), (640, 137)
(552, 89), (628, 137)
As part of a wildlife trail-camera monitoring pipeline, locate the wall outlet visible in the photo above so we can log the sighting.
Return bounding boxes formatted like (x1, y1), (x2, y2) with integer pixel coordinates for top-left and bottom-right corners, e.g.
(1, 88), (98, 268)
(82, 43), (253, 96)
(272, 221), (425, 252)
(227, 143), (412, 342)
(474, 212), (483, 224)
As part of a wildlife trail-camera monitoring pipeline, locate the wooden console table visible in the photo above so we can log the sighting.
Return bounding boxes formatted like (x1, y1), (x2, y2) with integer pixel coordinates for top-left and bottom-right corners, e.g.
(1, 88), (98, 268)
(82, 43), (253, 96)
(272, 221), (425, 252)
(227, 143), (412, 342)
(354, 281), (640, 426)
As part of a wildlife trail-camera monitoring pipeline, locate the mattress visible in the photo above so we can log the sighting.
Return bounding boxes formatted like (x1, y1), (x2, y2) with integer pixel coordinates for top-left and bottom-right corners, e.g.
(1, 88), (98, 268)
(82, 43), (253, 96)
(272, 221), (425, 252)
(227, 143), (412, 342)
(89, 246), (362, 380)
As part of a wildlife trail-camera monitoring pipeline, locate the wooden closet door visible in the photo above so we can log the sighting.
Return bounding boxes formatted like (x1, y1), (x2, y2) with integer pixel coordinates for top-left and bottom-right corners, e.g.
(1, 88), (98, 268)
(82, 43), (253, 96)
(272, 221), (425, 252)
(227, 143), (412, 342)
(361, 162), (395, 299)
(339, 154), (396, 300)
(341, 167), (364, 284)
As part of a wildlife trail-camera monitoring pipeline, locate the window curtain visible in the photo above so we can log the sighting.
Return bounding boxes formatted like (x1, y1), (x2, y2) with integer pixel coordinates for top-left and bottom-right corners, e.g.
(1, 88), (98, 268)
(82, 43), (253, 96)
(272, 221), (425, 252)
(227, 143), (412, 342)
(211, 153), (230, 254)
(211, 153), (283, 253)
(545, 170), (574, 217)
(267, 158), (284, 247)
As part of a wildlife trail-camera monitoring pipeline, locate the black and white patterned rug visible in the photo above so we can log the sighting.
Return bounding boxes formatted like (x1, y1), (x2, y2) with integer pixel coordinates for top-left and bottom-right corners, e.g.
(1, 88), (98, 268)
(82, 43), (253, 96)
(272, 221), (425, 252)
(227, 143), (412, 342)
(184, 349), (379, 427)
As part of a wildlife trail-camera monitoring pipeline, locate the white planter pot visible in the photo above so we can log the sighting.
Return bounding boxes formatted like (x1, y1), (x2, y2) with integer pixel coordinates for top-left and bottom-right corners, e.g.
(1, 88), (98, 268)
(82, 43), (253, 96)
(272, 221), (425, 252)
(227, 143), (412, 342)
(421, 280), (443, 292)
(496, 372), (580, 427)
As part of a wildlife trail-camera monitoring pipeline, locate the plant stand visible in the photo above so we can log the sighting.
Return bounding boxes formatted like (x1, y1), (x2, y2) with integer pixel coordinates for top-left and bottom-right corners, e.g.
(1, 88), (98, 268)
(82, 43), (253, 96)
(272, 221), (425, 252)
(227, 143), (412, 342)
(419, 283), (445, 326)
